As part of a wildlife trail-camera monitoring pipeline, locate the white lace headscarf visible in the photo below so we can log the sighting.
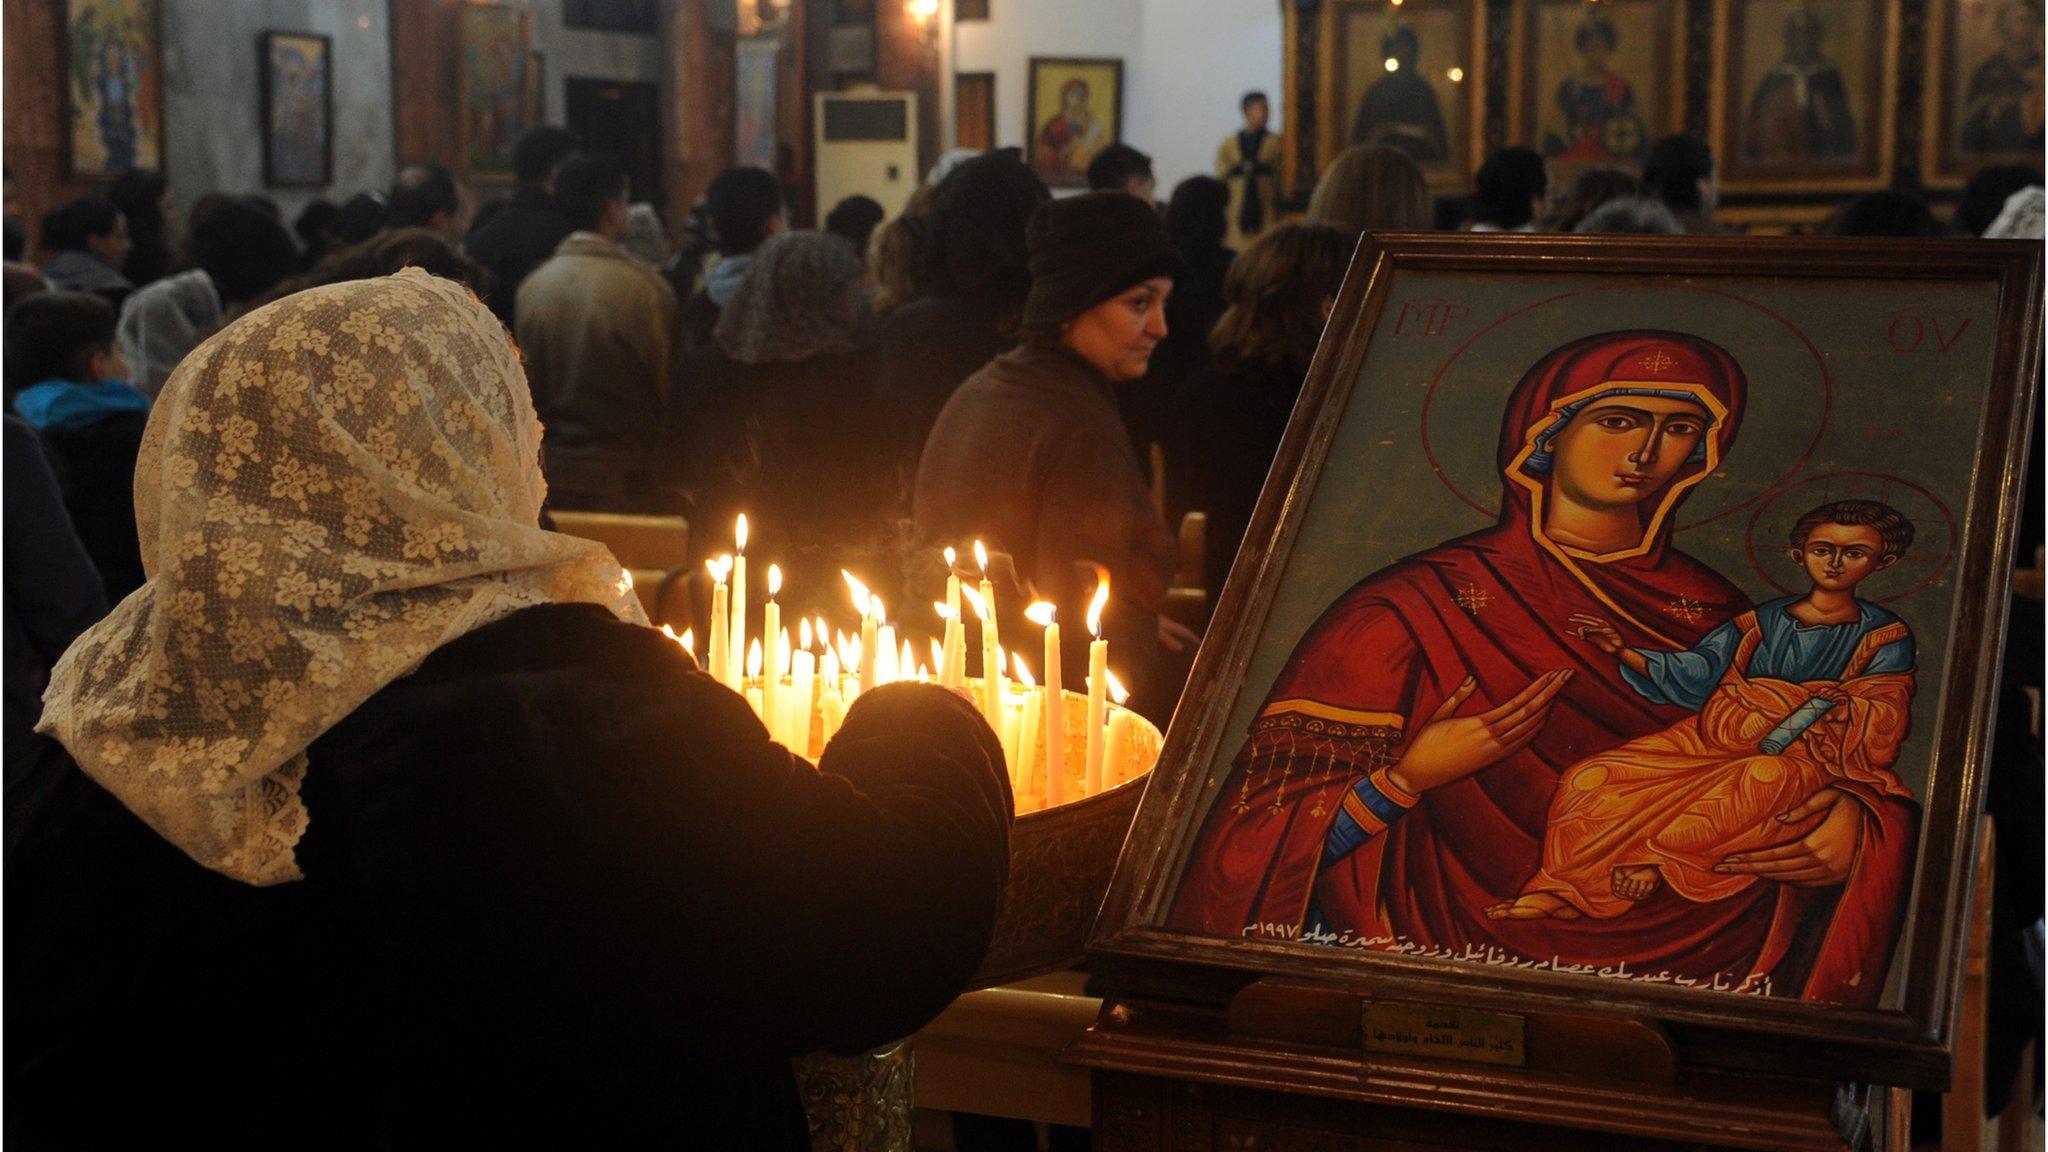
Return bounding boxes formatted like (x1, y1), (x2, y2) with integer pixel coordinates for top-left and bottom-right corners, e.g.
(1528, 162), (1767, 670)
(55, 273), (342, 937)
(37, 268), (646, 886)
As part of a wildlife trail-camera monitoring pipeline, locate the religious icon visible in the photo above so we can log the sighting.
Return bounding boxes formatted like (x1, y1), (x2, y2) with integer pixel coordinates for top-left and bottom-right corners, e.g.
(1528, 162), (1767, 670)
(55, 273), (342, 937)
(1742, 9), (1858, 160)
(1958, 0), (2044, 155)
(1350, 23), (1451, 161)
(1026, 58), (1123, 188)
(459, 4), (532, 182)
(261, 32), (332, 189)
(1094, 235), (2040, 1081)
(1521, 0), (1680, 172)
(1325, 0), (1478, 190)
(1713, 0), (1897, 190)
(64, 0), (163, 179)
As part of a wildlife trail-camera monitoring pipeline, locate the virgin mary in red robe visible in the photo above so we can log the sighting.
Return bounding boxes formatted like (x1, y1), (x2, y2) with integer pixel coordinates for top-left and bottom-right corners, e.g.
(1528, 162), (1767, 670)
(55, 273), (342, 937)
(1167, 329), (1918, 1006)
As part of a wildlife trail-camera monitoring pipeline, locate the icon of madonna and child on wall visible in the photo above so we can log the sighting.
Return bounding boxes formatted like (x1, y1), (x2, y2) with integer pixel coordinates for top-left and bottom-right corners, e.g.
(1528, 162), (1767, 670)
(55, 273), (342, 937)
(1116, 247), (2036, 1025)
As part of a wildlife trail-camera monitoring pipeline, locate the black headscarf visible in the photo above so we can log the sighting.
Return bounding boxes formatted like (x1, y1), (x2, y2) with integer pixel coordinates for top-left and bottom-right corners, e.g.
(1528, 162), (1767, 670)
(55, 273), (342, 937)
(921, 152), (1048, 301)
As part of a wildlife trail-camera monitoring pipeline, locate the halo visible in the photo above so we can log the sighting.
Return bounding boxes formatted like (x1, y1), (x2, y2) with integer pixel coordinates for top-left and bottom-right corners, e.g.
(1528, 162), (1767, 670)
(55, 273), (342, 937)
(1742, 471), (1958, 604)
(1418, 283), (1833, 533)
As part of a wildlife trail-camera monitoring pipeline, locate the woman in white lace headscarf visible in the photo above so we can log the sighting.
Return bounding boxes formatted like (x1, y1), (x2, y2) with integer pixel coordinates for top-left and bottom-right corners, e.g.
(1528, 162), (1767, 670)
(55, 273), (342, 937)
(38, 267), (643, 885)
(15, 267), (1011, 1146)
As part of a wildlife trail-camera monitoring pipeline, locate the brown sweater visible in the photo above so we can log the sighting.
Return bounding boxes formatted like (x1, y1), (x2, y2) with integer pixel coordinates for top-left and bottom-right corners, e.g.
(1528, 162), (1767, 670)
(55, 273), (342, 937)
(515, 233), (680, 510)
(913, 343), (1177, 695)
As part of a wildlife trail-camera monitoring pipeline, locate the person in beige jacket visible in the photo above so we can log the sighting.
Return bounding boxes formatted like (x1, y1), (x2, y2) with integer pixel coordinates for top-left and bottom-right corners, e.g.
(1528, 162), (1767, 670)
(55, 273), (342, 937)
(516, 153), (680, 512)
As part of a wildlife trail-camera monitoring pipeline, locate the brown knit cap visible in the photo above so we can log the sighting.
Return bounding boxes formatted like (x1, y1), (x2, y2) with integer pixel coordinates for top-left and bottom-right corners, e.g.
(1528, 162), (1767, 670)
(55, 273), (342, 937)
(1020, 192), (1187, 331)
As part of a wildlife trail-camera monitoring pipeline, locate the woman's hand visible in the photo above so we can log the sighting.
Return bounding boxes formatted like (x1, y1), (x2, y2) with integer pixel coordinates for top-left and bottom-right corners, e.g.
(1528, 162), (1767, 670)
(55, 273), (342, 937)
(1715, 787), (1861, 887)
(1386, 671), (1574, 795)
(1567, 614), (1626, 655)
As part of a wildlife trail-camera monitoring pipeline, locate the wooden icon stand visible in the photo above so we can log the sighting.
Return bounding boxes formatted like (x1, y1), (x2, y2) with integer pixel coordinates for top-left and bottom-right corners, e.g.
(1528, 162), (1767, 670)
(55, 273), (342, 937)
(1070, 981), (1904, 1151)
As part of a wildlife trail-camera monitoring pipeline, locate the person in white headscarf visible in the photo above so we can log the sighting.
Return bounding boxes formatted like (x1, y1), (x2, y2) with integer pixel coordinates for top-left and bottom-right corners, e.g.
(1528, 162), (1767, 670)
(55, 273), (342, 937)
(12, 268), (1011, 1148)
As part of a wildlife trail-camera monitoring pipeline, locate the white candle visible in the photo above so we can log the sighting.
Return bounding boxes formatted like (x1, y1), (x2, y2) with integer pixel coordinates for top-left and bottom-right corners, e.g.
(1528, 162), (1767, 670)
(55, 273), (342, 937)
(730, 515), (749, 694)
(707, 557), (731, 685)
(1026, 601), (1065, 808)
(1084, 576), (1110, 796)
(790, 645), (816, 757)
(845, 572), (878, 696)
(745, 637), (764, 722)
(1012, 652), (1041, 800)
(763, 565), (782, 741)
(876, 620), (898, 683)
(1105, 707), (1135, 788)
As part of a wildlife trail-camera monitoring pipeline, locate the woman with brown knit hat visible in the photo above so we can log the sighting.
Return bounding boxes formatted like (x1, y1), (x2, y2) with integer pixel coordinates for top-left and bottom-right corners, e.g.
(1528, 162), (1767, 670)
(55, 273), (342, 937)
(913, 191), (1197, 721)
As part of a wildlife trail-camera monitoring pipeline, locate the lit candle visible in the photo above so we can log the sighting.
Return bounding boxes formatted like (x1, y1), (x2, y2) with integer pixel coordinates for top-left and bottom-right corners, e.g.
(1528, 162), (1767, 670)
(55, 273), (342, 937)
(963, 585), (1001, 730)
(730, 515), (749, 694)
(898, 636), (914, 685)
(790, 623), (816, 757)
(707, 556), (732, 686)
(1025, 601), (1064, 807)
(1104, 670), (1133, 786)
(944, 547), (964, 685)
(1012, 651), (1041, 800)
(1085, 575), (1110, 796)
(745, 637), (764, 721)
(839, 631), (864, 701)
(679, 628), (695, 662)
(762, 565), (783, 741)
(974, 541), (1000, 709)
(844, 571), (878, 696)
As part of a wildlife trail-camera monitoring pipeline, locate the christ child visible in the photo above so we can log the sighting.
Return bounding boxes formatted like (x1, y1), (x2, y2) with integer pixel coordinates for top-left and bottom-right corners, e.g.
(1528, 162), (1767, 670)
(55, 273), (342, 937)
(1487, 499), (1918, 921)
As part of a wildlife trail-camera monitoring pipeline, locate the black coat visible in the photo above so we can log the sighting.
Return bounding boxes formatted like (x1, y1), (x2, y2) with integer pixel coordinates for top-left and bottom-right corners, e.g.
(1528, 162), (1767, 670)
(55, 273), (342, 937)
(463, 185), (575, 329)
(33, 411), (148, 603)
(873, 293), (1020, 508)
(8, 603), (1012, 1148)
(1166, 355), (1308, 609)
(674, 346), (898, 595)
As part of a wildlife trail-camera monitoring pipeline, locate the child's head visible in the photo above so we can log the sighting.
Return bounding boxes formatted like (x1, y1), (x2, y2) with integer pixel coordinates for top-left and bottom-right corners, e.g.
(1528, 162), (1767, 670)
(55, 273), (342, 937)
(1787, 499), (1914, 593)
(4, 292), (119, 390)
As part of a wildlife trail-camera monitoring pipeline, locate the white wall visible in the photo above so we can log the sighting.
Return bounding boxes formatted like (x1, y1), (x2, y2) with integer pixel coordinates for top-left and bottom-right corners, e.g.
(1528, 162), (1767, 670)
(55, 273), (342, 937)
(953, 0), (1284, 195)
(160, 0), (395, 221)
(1129, 0), (1284, 195)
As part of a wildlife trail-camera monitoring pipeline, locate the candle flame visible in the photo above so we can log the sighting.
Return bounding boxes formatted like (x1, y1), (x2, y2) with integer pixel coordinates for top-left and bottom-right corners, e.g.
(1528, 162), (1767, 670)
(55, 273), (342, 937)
(871, 593), (887, 623)
(767, 564), (782, 597)
(1024, 600), (1057, 628)
(1106, 669), (1130, 705)
(1086, 573), (1111, 637)
(735, 513), (749, 553)
(1012, 651), (1036, 688)
(973, 539), (989, 574)
(842, 570), (872, 616)
(660, 623), (677, 639)
(814, 616), (830, 650)
(838, 632), (862, 672)
(933, 600), (956, 621)
(917, 664), (931, 682)
(944, 545), (957, 567)
(707, 554), (732, 582)
(680, 629), (695, 655)
(800, 617), (814, 650)
(899, 638), (914, 676)
(930, 638), (946, 673)
(747, 637), (763, 679)
(777, 628), (792, 664)
(961, 584), (990, 622)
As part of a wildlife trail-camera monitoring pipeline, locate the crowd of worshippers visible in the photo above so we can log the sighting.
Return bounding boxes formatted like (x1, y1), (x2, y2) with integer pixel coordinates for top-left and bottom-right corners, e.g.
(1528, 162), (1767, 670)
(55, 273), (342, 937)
(7, 128), (2043, 718)
(3, 115), (2043, 1145)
